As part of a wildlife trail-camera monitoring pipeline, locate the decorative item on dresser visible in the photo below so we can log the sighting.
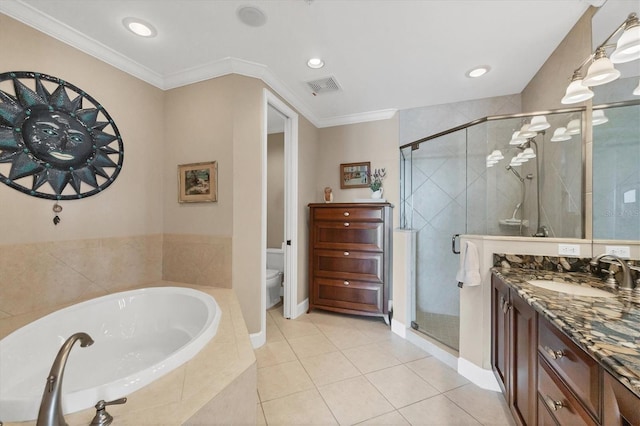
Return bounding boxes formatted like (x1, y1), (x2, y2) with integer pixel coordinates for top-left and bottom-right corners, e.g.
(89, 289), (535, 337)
(307, 202), (393, 324)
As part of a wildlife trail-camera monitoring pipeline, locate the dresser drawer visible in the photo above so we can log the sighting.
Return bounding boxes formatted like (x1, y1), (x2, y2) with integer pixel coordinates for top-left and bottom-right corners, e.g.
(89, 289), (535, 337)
(538, 317), (601, 419)
(312, 277), (383, 313)
(538, 357), (596, 426)
(313, 206), (383, 222)
(312, 250), (383, 282)
(313, 221), (384, 251)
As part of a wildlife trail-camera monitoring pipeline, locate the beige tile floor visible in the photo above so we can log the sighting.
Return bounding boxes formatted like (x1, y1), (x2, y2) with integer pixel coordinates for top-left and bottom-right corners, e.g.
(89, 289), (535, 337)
(255, 305), (515, 425)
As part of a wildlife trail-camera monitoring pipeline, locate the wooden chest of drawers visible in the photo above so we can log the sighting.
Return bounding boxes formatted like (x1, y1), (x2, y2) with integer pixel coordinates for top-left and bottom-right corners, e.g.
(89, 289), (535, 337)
(308, 203), (393, 323)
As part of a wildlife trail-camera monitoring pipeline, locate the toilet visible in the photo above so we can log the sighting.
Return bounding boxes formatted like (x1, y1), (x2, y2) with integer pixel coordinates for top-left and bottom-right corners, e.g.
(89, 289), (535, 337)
(266, 244), (285, 309)
(266, 268), (283, 309)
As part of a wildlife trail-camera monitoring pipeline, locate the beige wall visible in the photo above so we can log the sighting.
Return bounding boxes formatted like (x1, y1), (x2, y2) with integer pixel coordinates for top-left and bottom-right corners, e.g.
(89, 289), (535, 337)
(267, 133), (285, 249)
(521, 7), (595, 112)
(317, 116), (400, 226)
(0, 16), (276, 334)
(0, 16), (165, 318)
(0, 14), (165, 245)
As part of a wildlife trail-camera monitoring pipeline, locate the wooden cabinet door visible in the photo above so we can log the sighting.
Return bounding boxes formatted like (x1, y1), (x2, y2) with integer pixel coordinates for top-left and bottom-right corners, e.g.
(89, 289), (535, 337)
(603, 371), (640, 426)
(491, 274), (510, 396)
(510, 291), (537, 426)
(492, 273), (537, 426)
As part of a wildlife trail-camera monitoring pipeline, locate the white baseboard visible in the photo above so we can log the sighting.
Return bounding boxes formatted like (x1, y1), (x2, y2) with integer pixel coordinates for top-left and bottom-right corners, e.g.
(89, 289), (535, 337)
(405, 329), (458, 371)
(457, 358), (501, 392)
(391, 318), (406, 338)
(295, 298), (309, 318)
(250, 329), (265, 349)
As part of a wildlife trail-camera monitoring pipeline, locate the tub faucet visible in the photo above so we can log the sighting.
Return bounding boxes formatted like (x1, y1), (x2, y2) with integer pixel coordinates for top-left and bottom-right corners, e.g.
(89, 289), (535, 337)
(36, 332), (94, 426)
(590, 254), (634, 291)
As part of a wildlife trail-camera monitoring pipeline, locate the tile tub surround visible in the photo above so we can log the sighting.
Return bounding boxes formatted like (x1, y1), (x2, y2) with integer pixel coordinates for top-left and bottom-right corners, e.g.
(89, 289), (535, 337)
(492, 267), (640, 399)
(162, 234), (232, 288)
(0, 235), (163, 318)
(0, 283), (256, 426)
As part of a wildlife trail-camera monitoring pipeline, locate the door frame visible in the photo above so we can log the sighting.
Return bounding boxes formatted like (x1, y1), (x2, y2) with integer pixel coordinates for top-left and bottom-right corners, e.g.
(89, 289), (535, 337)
(261, 89), (299, 338)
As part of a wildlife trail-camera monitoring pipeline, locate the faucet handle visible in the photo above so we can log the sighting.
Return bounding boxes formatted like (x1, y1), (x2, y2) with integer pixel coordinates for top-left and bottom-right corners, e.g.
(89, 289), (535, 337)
(90, 397), (127, 426)
(605, 269), (619, 290)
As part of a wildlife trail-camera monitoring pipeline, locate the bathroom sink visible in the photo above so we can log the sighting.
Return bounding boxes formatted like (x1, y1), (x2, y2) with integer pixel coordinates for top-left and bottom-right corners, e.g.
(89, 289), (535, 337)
(526, 280), (616, 298)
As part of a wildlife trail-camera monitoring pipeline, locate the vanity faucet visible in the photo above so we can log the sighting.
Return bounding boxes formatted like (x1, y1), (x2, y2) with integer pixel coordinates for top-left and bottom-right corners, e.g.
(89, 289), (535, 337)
(590, 254), (634, 291)
(36, 332), (94, 426)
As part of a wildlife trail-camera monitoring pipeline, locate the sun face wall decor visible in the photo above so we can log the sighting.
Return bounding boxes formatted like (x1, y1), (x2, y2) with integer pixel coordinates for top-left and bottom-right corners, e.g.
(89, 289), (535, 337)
(0, 71), (124, 200)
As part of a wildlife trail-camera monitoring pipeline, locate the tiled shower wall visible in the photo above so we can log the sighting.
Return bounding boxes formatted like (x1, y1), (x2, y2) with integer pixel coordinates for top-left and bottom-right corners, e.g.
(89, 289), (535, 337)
(0, 234), (232, 321)
(399, 94), (522, 317)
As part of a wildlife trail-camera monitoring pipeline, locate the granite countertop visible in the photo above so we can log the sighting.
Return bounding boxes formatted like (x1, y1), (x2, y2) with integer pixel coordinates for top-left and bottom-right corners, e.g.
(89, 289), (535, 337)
(492, 266), (640, 399)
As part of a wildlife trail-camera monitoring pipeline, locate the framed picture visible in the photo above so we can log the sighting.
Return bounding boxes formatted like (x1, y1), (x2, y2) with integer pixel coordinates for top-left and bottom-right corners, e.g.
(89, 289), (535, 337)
(340, 161), (370, 189)
(178, 161), (217, 203)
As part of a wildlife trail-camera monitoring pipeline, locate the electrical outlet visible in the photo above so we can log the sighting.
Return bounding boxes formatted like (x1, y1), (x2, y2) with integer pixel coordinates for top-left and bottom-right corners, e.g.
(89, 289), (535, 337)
(605, 245), (631, 258)
(558, 244), (580, 256)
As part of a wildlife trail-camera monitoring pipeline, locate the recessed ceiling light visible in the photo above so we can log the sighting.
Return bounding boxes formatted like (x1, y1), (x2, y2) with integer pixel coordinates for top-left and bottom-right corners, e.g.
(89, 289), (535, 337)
(466, 66), (491, 78)
(122, 17), (157, 37)
(237, 5), (267, 27)
(307, 58), (324, 69)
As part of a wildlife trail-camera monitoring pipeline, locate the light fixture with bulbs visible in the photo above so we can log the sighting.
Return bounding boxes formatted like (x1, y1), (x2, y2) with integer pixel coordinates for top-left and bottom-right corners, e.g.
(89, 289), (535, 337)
(518, 124), (537, 138)
(509, 131), (527, 145)
(561, 71), (595, 104)
(565, 118), (582, 135)
(591, 109), (609, 126)
(520, 147), (537, 159)
(561, 12), (640, 104)
(550, 127), (571, 142)
(528, 115), (551, 131)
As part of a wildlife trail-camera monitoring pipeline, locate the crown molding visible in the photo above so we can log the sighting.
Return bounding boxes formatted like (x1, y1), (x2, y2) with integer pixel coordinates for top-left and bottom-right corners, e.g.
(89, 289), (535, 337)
(0, 0), (164, 88)
(316, 109), (398, 128)
(1, 0), (397, 129)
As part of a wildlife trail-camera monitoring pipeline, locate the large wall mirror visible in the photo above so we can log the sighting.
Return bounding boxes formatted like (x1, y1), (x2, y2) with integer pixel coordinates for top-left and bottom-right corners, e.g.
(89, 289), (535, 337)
(591, 1), (640, 242)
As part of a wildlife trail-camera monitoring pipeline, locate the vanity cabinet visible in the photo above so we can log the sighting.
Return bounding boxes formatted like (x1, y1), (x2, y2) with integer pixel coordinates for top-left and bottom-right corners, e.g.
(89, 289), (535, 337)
(308, 203), (392, 322)
(538, 315), (601, 425)
(491, 274), (538, 426)
(603, 370), (640, 425)
(492, 272), (640, 426)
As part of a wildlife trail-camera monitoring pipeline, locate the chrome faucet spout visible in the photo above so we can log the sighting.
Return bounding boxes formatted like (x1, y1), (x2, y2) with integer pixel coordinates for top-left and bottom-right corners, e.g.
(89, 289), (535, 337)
(36, 332), (94, 426)
(590, 254), (634, 290)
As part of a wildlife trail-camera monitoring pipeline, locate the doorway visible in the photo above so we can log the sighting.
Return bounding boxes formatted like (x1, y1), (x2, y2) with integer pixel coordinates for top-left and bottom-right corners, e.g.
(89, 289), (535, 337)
(261, 89), (299, 342)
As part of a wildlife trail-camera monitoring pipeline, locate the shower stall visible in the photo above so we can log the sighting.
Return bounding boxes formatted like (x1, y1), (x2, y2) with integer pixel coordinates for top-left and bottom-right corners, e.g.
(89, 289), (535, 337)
(399, 109), (584, 351)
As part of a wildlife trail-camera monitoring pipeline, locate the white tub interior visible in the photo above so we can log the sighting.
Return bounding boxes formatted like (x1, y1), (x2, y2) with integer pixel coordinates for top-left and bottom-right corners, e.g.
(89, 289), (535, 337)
(0, 286), (221, 422)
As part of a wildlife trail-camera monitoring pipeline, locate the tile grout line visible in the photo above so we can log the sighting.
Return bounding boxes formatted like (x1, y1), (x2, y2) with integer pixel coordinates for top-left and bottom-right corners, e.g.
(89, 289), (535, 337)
(264, 307), (466, 426)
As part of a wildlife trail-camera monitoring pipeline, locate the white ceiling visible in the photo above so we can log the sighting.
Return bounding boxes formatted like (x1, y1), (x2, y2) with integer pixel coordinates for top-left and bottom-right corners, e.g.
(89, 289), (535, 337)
(1, 0), (605, 128)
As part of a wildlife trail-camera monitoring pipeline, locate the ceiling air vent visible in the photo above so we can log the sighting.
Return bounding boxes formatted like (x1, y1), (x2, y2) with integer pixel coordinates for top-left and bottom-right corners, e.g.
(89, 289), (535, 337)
(306, 76), (341, 95)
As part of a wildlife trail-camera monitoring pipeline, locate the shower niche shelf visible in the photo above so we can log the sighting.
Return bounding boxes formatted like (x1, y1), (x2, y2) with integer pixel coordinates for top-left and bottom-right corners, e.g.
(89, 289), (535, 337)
(499, 219), (529, 227)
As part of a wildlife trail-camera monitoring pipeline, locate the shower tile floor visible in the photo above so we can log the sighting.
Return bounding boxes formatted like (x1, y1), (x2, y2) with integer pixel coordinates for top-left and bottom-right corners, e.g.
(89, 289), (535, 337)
(255, 305), (515, 425)
(413, 311), (460, 352)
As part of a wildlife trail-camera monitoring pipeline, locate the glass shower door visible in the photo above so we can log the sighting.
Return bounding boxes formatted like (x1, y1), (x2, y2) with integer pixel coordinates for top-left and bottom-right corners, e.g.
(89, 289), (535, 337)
(408, 129), (467, 351)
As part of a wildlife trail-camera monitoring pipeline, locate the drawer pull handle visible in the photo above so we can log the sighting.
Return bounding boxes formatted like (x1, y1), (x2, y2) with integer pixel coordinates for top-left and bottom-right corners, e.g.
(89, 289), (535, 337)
(344, 281), (350, 286)
(344, 222), (350, 227)
(344, 251), (350, 256)
(543, 395), (564, 412)
(543, 346), (564, 360)
(343, 212), (350, 217)
(502, 301), (511, 314)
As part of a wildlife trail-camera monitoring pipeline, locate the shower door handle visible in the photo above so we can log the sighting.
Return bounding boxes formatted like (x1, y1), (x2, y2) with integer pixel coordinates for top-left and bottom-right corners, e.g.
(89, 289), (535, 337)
(452, 234), (460, 254)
